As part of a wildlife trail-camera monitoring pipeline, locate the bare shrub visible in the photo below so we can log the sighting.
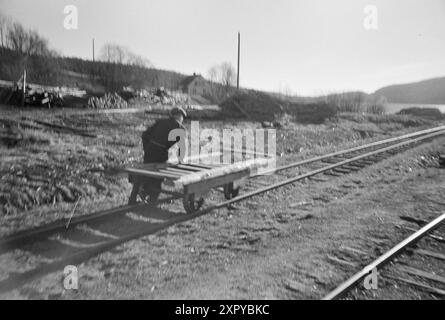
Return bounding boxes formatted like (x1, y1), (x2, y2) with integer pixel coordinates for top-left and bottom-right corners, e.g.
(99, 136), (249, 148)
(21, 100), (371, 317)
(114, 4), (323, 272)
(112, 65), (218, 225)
(207, 62), (236, 103)
(326, 92), (387, 115)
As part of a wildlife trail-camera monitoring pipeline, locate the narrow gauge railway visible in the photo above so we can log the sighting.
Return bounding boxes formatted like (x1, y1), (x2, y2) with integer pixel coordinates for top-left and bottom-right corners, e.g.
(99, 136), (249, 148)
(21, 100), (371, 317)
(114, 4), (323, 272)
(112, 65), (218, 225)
(1, 125), (444, 294)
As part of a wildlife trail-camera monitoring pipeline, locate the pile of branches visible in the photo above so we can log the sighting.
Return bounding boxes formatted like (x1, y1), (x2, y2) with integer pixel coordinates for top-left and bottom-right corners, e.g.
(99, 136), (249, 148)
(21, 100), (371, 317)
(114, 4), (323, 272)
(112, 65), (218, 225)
(25, 88), (63, 108)
(0, 85), (64, 108)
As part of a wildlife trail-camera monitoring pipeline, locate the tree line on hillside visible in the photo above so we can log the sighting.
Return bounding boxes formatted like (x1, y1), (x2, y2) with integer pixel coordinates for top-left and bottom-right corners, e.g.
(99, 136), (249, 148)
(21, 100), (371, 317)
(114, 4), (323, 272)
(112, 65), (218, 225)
(0, 13), (239, 103)
(0, 13), (187, 92)
(0, 46), (186, 93)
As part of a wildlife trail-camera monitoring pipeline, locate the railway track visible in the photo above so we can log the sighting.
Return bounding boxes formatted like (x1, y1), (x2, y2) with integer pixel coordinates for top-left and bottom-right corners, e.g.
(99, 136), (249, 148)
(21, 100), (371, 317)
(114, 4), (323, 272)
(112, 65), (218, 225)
(0, 125), (444, 295)
(323, 212), (445, 299)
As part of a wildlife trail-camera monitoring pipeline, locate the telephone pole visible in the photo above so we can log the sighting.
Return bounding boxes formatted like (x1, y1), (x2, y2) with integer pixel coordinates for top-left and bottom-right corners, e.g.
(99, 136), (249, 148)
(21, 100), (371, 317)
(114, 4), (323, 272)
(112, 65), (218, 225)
(22, 69), (26, 107)
(92, 38), (95, 62)
(237, 32), (240, 90)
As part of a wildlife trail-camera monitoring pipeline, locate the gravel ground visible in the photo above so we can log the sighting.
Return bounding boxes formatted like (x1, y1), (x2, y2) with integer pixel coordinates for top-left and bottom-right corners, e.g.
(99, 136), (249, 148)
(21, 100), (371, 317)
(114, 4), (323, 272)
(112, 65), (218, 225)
(0, 105), (443, 299)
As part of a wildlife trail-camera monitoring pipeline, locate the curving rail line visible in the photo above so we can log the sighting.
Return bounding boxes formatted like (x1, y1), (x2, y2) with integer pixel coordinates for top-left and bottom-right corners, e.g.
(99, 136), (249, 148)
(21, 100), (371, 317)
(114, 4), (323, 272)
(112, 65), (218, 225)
(323, 212), (445, 300)
(0, 125), (444, 294)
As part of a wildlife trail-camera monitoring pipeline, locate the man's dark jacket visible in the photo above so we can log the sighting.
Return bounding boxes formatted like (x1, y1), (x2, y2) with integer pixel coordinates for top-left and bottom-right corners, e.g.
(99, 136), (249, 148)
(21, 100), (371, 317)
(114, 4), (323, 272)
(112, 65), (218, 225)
(142, 117), (185, 163)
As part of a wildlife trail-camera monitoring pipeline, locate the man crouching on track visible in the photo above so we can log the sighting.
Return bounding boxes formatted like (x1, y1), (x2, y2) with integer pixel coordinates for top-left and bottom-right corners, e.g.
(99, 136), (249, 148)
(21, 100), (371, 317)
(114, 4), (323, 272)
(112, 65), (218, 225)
(128, 106), (187, 205)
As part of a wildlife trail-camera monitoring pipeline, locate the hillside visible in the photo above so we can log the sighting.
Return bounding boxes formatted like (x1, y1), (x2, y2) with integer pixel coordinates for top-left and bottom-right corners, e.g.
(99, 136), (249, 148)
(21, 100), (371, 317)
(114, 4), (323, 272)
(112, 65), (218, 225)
(0, 48), (186, 94)
(374, 76), (445, 104)
(220, 90), (337, 123)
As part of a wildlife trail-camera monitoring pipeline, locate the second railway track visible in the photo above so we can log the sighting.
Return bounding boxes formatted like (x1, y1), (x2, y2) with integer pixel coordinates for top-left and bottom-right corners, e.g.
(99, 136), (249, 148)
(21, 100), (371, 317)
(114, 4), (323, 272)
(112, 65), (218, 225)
(323, 212), (445, 299)
(1, 125), (445, 294)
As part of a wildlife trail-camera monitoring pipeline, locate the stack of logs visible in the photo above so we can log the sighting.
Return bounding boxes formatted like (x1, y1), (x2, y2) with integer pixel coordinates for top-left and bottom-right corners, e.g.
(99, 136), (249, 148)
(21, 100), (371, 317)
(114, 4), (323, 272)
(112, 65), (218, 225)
(24, 88), (64, 108)
(0, 85), (64, 108)
(87, 92), (128, 109)
(132, 87), (189, 105)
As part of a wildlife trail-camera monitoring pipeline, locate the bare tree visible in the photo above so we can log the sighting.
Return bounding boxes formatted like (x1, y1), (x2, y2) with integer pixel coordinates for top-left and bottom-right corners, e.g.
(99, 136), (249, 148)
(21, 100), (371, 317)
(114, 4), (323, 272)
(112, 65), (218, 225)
(98, 42), (152, 90)
(100, 42), (152, 67)
(207, 65), (222, 101)
(325, 91), (368, 113)
(208, 62), (236, 87)
(26, 30), (50, 56)
(127, 52), (152, 68)
(2, 18), (51, 56)
(207, 61), (236, 102)
(219, 62), (236, 88)
(7, 22), (26, 53)
(100, 43), (124, 63)
(276, 83), (294, 100)
(365, 94), (387, 114)
(207, 65), (218, 82)
(0, 13), (12, 48)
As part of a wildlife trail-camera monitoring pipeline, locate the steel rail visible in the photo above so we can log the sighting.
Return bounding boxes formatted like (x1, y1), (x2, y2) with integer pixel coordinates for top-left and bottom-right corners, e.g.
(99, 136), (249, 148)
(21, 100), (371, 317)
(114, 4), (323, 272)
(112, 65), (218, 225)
(0, 196), (178, 251)
(5, 126), (441, 250)
(1, 128), (444, 294)
(200, 129), (445, 213)
(322, 212), (445, 300)
(5, 125), (444, 246)
(254, 124), (445, 176)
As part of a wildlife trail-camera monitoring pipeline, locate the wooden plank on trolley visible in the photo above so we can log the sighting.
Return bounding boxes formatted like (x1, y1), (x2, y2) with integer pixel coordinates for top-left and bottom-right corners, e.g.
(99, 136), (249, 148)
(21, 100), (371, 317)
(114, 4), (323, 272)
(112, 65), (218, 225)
(184, 169), (250, 197)
(157, 169), (183, 178)
(176, 158), (270, 189)
(185, 163), (220, 169)
(175, 164), (206, 172)
(131, 162), (169, 170)
(124, 167), (178, 180)
(165, 167), (197, 175)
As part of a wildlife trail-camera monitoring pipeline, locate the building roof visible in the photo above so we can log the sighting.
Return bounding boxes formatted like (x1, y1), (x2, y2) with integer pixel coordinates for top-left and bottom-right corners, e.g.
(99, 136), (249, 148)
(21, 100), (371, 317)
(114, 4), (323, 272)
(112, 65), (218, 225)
(180, 73), (204, 88)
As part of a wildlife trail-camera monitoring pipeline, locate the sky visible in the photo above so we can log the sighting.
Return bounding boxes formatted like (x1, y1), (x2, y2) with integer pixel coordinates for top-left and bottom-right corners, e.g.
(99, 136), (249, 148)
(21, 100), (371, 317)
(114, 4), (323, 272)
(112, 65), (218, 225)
(1, 0), (445, 95)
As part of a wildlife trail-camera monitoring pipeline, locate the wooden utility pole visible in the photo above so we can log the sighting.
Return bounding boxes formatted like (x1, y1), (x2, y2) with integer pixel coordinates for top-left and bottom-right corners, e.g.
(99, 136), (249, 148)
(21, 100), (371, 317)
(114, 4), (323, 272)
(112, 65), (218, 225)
(237, 32), (240, 90)
(92, 38), (95, 62)
(22, 69), (26, 107)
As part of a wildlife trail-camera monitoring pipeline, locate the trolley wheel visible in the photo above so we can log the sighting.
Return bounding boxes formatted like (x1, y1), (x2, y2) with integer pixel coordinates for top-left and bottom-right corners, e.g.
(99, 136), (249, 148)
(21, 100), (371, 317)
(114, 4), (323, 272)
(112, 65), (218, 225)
(223, 182), (239, 200)
(128, 181), (141, 205)
(183, 194), (204, 214)
(440, 154), (445, 168)
(128, 179), (159, 205)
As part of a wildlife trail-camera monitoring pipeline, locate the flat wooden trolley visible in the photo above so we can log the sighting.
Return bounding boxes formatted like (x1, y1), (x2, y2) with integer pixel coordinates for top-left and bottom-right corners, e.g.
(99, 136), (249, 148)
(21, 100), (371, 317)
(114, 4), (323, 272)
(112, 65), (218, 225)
(123, 158), (270, 214)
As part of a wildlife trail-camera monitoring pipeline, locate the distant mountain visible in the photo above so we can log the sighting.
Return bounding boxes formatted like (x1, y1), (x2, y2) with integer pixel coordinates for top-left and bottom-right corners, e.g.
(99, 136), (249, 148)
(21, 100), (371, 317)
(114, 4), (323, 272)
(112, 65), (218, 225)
(374, 77), (445, 104)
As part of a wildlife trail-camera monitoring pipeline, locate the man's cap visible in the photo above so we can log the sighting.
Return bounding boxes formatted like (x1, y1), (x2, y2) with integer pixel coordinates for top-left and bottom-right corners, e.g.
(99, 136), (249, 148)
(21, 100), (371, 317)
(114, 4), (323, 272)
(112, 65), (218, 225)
(170, 106), (187, 118)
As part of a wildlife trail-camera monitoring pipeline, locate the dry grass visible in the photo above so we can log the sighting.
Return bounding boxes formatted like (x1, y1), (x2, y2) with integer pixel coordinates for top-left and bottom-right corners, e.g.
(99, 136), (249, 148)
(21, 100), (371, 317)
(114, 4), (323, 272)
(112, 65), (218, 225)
(0, 111), (147, 215)
(325, 92), (387, 115)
